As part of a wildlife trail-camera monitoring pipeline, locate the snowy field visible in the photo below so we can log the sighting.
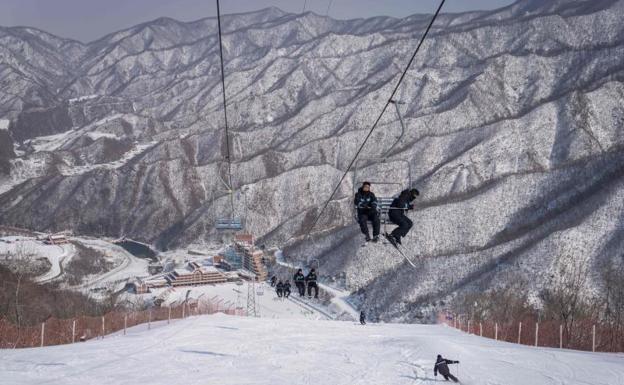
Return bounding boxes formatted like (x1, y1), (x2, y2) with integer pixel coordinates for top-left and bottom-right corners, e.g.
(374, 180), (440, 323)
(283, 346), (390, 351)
(135, 282), (331, 320)
(0, 236), (74, 282)
(1, 314), (622, 385)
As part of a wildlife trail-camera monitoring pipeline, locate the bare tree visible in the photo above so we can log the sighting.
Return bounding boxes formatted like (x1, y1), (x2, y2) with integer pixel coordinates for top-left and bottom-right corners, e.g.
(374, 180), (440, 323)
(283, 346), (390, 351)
(540, 255), (594, 347)
(3, 242), (38, 348)
(599, 258), (624, 351)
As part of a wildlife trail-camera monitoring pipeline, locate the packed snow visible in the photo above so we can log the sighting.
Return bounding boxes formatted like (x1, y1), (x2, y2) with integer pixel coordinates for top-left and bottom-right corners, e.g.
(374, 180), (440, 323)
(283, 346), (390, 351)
(133, 282), (330, 321)
(0, 119), (9, 130)
(1, 313), (622, 385)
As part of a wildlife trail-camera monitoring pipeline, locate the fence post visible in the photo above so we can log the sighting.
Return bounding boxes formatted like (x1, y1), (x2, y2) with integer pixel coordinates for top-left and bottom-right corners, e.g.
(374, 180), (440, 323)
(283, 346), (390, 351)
(454, 317), (457, 329)
(182, 304), (186, 319)
(495, 323), (498, 341)
(592, 324), (596, 352)
(518, 322), (522, 344)
(168, 307), (171, 324)
(468, 320), (471, 334)
(148, 310), (151, 330)
(535, 322), (539, 347)
(559, 324), (563, 349)
(40, 322), (45, 347)
(72, 320), (76, 343)
(479, 322), (483, 337)
(101, 316), (105, 339)
(124, 315), (127, 336)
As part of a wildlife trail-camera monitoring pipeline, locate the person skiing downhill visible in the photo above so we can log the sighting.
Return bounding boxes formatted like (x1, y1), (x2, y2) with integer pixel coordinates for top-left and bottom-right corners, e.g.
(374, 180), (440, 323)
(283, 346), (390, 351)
(354, 181), (380, 243)
(305, 268), (319, 299)
(387, 188), (419, 245)
(293, 269), (306, 297)
(434, 354), (460, 382)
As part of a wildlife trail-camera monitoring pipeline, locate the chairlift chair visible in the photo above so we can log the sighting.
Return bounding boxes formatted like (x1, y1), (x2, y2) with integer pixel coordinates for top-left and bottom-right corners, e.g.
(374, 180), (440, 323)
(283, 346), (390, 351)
(352, 158), (412, 231)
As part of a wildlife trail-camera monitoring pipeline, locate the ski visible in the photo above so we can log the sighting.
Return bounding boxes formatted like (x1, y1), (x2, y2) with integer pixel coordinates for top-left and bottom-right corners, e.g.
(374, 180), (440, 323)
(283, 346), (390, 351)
(383, 233), (417, 268)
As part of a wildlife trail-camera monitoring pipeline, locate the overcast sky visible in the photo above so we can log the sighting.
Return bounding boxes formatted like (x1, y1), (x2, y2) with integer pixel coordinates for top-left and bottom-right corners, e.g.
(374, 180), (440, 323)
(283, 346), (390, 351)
(1, 0), (516, 43)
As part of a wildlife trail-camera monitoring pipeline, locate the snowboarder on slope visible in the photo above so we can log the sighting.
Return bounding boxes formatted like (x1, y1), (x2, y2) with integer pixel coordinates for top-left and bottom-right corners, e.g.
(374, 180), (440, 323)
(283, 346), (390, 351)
(294, 269), (306, 297)
(354, 182), (380, 243)
(434, 354), (460, 383)
(387, 188), (419, 245)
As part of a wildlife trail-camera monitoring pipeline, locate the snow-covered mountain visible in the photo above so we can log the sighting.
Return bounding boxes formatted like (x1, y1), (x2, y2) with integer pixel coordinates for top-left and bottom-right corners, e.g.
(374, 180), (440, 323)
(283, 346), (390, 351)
(1, 0), (623, 321)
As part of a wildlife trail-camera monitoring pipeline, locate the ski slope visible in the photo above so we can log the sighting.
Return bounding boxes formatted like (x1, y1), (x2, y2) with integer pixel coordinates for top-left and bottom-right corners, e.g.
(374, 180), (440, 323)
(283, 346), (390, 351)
(1, 314), (622, 385)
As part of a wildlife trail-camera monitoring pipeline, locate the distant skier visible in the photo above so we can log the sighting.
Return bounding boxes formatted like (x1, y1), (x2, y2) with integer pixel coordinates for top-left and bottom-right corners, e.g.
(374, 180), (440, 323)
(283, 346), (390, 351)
(283, 280), (291, 298)
(305, 268), (319, 299)
(276, 280), (284, 298)
(270, 276), (277, 287)
(434, 354), (460, 383)
(387, 188), (419, 245)
(294, 269), (306, 297)
(360, 310), (366, 325)
(354, 181), (380, 243)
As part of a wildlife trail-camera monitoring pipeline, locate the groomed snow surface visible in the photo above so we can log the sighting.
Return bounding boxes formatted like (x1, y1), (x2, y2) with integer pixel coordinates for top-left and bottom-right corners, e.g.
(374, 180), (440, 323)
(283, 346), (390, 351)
(1, 314), (622, 385)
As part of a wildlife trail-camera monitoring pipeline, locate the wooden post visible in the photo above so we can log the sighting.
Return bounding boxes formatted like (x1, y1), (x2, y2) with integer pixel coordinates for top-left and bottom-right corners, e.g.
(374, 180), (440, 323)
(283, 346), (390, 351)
(453, 317), (457, 329)
(495, 323), (498, 341)
(124, 315), (127, 336)
(479, 322), (483, 337)
(182, 304), (186, 319)
(592, 325), (596, 352)
(148, 310), (151, 330)
(72, 320), (76, 343)
(535, 322), (539, 347)
(559, 324), (563, 349)
(40, 323), (45, 347)
(101, 316), (105, 339)
(518, 322), (522, 344)
(168, 307), (171, 324)
(468, 320), (471, 334)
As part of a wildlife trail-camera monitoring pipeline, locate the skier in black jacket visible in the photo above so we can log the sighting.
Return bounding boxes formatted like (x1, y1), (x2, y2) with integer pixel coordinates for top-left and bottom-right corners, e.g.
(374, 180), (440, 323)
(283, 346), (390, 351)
(354, 182), (380, 242)
(283, 280), (291, 298)
(434, 355), (459, 382)
(359, 310), (366, 325)
(293, 269), (306, 297)
(388, 188), (419, 245)
(276, 280), (284, 298)
(305, 268), (319, 298)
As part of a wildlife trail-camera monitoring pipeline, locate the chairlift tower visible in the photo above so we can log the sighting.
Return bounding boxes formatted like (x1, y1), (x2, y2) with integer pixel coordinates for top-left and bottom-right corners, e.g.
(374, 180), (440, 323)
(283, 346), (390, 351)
(246, 278), (259, 317)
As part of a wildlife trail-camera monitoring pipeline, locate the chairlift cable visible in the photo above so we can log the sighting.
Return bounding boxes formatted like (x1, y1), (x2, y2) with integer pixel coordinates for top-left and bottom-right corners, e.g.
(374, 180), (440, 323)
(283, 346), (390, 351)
(216, 0), (235, 216)
(301, 0), (446, 239)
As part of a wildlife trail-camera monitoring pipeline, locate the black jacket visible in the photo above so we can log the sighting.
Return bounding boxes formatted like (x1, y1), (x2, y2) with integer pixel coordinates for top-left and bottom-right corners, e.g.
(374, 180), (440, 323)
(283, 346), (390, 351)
(434, 357), (458, 376)
(391, 189), (416, 211)
(294, 272), (305, 284)
(283, 282), (291, 291)
(354, 188), (378, 211)
(305, 271), (317, 283)
(276, 282), (284, 291)
(360, 311), (366, 322)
